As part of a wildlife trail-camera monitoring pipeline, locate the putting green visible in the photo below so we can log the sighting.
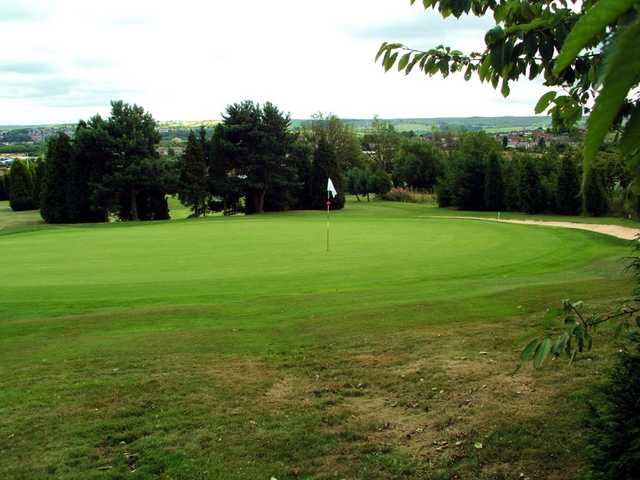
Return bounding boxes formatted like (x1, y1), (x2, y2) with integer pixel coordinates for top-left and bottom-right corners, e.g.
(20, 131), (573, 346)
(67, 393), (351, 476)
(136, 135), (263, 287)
(0, 200), (633, 479)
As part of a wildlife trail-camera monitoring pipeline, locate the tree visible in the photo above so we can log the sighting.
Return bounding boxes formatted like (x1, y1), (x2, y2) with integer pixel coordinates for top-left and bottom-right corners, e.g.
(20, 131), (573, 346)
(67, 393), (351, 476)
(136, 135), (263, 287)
(31, 159), (45, 210)
(370, 168), (393, 196)
(377, 1), (640, 180)
(583, 167), (609, 217)
(310, 114), (365, 172)
(555, 155), (581, 215)
(518, 157), (545, 214)
(8, 160), (33, 211)
(362, 116), (401, 173)
(41, 133), (73, 223)
(178, 130), (209, 217)
(484, 152), (505, 211)
(208, 124), (241, 215)
(105, 101), (163, 221)
(393, 139), (442, 190)
(0, 174), (8, 201)
(310, 135), (345, 210)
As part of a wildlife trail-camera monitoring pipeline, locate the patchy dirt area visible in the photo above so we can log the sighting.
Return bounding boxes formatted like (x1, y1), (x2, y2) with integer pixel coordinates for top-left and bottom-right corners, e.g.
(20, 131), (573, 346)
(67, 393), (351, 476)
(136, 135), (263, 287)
(437, 216), (640, 240)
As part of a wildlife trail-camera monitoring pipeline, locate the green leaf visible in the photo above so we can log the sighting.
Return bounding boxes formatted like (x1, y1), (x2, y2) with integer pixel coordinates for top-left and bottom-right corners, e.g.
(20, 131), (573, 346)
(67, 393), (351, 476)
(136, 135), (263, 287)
(384, 52), (399, 72)
(583, 19), (640, 181)
(479, 55), (491, 82)
(533, 337), (552, 369)
(521, 338), (541, 361)
(554, 0), (638, 75)
(398, 53), (411, 72)
(375, 42), (388, 63)
(620, 108), (640, 158)
(501, 80), (510, 98)
(535, 91), (557, 114)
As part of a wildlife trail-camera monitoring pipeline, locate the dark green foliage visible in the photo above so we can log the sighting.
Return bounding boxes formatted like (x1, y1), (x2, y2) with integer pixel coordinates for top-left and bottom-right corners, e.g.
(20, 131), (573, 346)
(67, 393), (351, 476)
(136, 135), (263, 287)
(40, 102), (174, 224)
(8, 160), (33, 211)
(556, 155), (582, 215)
(453, 153), (486, 210)
(583, 168), (609, 216)
(503, 158), (520, 211)
(0, 174), (9, 201)
(582, 335), (640, 480)
(518, 157), (545, 214)
(104, 101), (164, 221)
(370, 169), (393, 196)
(31, 159), (45, 209)
(484, 152), (505, 211)
(310, 136), (345, 210)
(41, 133), (73, 223)
(392, 139), (442, 190)
(178, 131), (209, 217)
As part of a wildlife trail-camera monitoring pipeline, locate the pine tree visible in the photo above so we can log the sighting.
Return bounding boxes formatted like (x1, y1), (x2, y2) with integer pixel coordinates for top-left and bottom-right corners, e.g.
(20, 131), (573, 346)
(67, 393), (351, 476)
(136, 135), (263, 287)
(31, 159), (46, 209)
(41, 133), (74, 223)
(0, 174), (9, 201)
(555, 155), (581, 215)
(518, 157), (545, 214)
(584, 168), (609, 216)
(9, 159), (34, 211)
(484, 152), (505, 211)
(178, 131), (209, 217)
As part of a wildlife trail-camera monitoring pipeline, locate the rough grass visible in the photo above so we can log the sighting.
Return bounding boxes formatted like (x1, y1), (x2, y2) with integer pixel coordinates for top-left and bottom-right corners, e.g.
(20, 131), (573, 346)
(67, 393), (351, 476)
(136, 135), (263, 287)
(0, 199), (635, 479)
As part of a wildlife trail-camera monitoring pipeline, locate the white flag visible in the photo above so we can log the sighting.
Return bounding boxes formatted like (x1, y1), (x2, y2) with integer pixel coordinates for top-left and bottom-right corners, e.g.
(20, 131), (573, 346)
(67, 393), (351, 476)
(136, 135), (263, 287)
(327, 178), (337, 198)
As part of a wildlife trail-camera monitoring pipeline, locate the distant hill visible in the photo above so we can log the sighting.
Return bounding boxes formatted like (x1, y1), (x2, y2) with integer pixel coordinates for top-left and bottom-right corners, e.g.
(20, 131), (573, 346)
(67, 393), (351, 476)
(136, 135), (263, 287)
(0, 116), (557, 144)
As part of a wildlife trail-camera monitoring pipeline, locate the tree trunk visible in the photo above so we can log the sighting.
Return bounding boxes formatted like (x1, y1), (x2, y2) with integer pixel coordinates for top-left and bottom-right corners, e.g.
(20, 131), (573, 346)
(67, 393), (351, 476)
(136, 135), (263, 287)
(130, 188), (139, 221)
(253, 190), (265, 214)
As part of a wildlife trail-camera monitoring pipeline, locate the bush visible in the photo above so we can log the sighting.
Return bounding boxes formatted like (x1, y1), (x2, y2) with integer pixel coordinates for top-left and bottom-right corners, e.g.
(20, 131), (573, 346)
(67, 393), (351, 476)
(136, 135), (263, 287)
(581, 334), (640, 480)
(382, 187), (436, 204)
(8, 159), (34, 211)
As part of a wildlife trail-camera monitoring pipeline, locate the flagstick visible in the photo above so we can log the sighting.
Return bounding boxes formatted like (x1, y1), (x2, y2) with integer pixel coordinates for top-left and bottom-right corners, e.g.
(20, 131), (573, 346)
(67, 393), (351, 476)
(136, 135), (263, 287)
(326, 198), (330, 252)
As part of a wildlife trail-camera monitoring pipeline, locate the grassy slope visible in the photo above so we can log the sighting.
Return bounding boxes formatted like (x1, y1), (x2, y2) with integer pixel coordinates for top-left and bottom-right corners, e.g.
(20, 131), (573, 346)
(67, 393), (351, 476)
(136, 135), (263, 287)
(0, 199), (635, 479)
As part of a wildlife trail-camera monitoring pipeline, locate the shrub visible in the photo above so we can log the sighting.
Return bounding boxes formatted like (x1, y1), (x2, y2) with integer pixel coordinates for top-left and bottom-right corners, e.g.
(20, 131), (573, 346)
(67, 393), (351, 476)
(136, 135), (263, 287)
(581, 334), (640, 480)
(383, 187), (436, 204)
(8, 159), (34, 211)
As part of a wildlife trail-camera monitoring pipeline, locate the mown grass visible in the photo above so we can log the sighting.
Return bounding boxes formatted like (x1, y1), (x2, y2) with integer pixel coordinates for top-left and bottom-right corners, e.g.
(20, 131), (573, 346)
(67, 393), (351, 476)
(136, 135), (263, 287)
(0, 199), (635, 479)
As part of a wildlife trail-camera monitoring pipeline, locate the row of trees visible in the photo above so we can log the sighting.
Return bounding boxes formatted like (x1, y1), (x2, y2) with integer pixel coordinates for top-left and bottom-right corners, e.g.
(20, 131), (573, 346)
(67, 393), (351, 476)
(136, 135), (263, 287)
(30, 100), (348, 223)
(348, 124), (629, 218)
(176, 103), (346, 216)
(436, 132), (624, 216)
(41, 101), (174, 223)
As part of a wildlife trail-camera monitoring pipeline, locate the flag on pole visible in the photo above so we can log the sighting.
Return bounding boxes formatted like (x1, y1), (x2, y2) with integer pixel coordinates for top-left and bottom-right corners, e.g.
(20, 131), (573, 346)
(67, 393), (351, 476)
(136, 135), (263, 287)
(327, 178), (337, 198)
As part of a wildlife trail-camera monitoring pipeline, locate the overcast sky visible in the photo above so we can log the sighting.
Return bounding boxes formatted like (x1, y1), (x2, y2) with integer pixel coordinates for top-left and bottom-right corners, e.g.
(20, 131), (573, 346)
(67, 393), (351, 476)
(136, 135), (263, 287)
(0, 0), (550, 125)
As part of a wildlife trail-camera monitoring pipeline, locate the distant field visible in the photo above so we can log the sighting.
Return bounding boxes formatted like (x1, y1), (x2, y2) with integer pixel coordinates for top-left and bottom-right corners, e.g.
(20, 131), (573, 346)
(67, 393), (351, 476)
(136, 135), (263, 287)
(0, 199), (635, 479)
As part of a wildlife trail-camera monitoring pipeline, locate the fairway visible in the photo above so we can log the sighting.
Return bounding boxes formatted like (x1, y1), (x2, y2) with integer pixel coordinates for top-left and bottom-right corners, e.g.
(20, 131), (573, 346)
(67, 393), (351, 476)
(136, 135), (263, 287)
(0, 200), (633, 479)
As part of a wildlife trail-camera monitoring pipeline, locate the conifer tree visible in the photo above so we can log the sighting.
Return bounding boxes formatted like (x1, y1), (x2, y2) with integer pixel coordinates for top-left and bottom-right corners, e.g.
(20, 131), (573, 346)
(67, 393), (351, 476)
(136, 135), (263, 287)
(518, 157), (545, 214)
(31, 159), (46, 209)
(9, 159), (34, 211)
(584, 168), (609, 217)
(484, 152), (505, 211)
(41, 133), (74, 223)
(555, 155), (581, 215)
(178, 131), (209, 217)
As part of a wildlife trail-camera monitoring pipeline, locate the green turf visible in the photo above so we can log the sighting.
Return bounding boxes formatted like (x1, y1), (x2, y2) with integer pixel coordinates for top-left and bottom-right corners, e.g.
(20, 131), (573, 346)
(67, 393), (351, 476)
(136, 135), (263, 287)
(0, 199), (635, 479)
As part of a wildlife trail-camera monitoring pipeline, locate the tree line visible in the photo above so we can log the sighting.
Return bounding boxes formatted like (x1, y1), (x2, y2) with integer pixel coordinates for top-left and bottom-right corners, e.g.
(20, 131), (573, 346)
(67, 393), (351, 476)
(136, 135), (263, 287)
(8, 101), (350, 223)
(346, 122), (635, 218)
(175, 102), (346, 216)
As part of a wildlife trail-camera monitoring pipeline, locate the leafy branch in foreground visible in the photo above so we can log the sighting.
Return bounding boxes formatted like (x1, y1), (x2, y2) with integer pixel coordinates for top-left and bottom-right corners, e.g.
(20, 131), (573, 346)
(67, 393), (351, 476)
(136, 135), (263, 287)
(521, 239), (640, 369)
(377, 0), (640, 186)
(520, 298), (640, 369)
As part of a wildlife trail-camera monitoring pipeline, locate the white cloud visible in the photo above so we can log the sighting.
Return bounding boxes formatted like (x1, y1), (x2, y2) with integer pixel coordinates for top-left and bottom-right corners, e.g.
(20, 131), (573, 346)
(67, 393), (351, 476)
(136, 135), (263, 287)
(0, 0), (549, 124)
